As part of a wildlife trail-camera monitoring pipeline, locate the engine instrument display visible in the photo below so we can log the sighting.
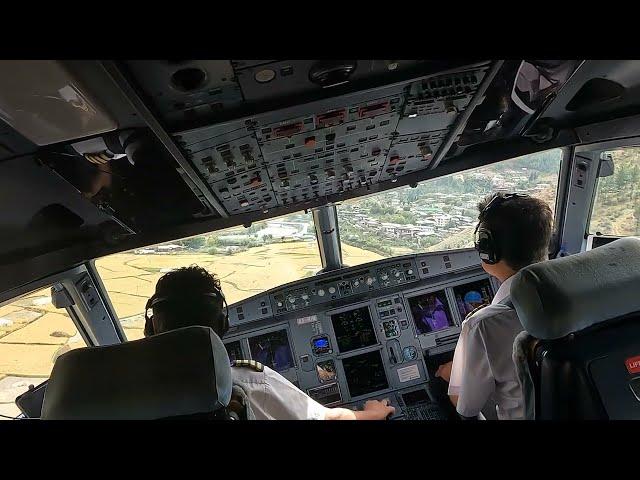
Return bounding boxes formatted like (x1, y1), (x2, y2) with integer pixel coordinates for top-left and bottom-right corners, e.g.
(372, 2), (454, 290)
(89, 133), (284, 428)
(331, 306), (377, 353)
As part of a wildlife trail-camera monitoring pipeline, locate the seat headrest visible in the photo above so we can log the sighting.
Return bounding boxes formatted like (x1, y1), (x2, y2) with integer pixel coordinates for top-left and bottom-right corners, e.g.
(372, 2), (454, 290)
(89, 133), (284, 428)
(42, 326), (232, 420)
(511, 237), (640, 340)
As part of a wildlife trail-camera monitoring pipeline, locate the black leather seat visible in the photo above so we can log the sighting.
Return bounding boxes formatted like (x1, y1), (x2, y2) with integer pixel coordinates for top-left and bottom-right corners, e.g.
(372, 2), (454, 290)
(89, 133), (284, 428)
(510, 237), (640, 419)
(41, 326), (233, 420)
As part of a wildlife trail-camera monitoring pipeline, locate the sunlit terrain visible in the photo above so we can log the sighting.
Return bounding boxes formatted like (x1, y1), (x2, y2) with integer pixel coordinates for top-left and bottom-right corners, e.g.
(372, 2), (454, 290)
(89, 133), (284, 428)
(97, 241), (383, 341)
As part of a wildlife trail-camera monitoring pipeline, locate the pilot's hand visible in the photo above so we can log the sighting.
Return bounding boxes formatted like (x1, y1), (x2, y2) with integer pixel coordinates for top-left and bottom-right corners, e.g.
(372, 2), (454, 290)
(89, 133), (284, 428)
(363, 398), (396, 420)
(435, 361), (453, 383)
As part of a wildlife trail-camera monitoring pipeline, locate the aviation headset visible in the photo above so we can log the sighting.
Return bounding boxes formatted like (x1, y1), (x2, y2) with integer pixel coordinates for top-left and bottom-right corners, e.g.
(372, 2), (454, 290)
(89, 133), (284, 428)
(474, 193), (530, 265)
(144, 289), (229, 337)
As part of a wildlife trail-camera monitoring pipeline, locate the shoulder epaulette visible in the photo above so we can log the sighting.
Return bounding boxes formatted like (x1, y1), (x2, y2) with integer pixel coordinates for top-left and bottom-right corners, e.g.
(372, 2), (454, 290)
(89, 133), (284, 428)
(231, 359), (264, 372)
(465, 303), (489, 321)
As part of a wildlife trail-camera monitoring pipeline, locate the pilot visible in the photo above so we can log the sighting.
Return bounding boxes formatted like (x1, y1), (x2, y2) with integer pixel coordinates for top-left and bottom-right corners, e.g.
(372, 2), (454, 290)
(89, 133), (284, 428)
(435, 193), (553, 420)
(143, 265), (395, 421)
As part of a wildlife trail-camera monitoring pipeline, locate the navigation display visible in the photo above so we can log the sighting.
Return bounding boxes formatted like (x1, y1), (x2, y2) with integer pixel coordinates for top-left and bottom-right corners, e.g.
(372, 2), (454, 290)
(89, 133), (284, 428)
(342, 350), (389, 398)
(331, 306), (377, 353)
(224, 341), (244, 363)
(408, 290), (454, 335)
(453, 279), (494, 319)
(248, 329), (294, 372)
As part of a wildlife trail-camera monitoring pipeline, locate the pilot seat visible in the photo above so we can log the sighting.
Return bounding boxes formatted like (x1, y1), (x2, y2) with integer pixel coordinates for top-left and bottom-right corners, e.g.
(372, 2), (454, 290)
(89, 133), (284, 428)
(510, 237), (640, 419)
(41, 326), (242, 420)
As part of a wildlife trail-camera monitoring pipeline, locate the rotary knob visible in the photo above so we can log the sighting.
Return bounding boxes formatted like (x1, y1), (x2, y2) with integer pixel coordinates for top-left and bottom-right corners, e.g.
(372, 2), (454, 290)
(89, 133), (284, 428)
(318, 289), (325, 297)
(302, 294), (309, 301)
(353, 280), (360, 287)
(381, 274), (388, 280)
(277, 301), (283, 307)
(407, 269), (413, 275)
(366, 277), (374, 285)
(395, 272), (401, 278)
(328, 287), (336, 294)
(288, 296), (296, 304)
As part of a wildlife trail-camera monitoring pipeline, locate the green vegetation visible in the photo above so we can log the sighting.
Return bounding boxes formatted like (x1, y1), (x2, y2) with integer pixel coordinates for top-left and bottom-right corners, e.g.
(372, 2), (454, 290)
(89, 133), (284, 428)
(591, 148), (640, 236)
(339, 148), (563, 256)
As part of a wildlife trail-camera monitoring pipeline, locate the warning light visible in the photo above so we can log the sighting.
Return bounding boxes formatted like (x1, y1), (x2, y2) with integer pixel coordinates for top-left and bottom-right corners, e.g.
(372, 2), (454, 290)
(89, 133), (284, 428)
(625, 356), (640, 374)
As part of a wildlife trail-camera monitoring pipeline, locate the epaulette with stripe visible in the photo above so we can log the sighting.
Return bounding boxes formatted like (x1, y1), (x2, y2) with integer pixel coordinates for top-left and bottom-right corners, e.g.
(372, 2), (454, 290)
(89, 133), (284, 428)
(231, 359), (264, 372)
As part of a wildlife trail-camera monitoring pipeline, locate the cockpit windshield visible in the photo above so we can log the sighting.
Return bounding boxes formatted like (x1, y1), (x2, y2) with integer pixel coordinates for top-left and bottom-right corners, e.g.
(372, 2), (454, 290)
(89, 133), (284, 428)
(95, 210), (384, 340)
(338, 148), (563, 266)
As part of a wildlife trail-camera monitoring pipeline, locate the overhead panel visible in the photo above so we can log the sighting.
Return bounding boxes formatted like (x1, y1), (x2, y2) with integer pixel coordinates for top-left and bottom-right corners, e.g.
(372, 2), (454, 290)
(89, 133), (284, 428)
(172, 63), (492, 215)
(382, 67), (489, 182)
(234, 60), (424, 103)
(258, 94), (402, 205)
(124, 60), (244, 129)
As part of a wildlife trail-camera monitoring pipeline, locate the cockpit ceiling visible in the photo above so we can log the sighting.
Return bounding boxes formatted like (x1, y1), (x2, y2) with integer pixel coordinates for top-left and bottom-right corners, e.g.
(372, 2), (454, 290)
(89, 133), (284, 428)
(3, 58), (636, 280)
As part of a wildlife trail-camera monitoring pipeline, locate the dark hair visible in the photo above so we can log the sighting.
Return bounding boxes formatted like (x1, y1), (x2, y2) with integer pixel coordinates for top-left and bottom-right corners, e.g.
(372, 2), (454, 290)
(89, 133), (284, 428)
(146, 265), (226, 336)
(478, 192), (553, 270)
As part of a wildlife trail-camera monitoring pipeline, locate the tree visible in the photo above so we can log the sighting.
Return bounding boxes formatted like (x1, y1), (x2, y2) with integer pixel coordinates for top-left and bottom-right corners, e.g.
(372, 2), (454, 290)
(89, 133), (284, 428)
(181, 236), (206, 250)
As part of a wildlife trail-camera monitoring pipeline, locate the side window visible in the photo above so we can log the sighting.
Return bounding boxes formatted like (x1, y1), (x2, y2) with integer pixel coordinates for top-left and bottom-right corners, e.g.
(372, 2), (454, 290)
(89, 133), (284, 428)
(0, 287), (86, 419)
(590, 147), (640, 236)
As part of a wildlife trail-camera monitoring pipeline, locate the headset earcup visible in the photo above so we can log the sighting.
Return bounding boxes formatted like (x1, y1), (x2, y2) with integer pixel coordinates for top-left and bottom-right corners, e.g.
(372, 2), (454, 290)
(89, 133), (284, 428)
(143, 312), (154, 337)
(477, 228), (499, 265)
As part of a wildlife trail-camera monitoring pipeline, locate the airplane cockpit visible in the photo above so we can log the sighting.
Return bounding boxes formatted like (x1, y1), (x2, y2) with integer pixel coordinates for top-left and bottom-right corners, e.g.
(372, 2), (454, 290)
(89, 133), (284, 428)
(2, 59), (640, 420)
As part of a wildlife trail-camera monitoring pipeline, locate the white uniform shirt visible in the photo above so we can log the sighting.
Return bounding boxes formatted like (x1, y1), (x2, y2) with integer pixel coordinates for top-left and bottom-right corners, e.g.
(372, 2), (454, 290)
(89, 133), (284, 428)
(448, 275), (525, 420)
(231, 365), (329, 420)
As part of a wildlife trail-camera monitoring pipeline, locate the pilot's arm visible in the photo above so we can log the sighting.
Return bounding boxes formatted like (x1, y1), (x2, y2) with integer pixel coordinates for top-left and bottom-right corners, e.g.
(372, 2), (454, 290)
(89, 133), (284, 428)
(262, 367), (394, 420)
(445, 319), (495, 418)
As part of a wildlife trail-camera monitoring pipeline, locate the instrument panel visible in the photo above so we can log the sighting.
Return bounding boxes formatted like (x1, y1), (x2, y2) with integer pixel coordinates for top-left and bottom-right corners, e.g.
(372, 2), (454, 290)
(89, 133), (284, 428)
(223, 248), (498, 419)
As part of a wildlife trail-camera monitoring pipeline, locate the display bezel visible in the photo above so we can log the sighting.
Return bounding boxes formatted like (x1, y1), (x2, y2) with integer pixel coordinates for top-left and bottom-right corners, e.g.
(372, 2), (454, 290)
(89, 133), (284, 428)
(247, 325), (296, 373)
(341, 349), (390, 399)
(315, 358), (338, 383)
(310, 334), (332, 355)
(329, 304), (378, 354)
(451, 277), (495, 321)
(405, 288), (456, 336)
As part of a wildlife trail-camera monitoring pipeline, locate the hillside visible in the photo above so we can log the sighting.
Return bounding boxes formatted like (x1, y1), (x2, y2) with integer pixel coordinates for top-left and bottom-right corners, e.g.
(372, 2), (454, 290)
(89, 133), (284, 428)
(590, 148), (640, 236)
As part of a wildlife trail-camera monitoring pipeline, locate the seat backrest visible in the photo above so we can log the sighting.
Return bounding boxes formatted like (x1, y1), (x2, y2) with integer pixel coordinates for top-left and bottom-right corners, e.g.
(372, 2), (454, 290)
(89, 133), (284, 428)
(510, 237), (640, 419)
(42, 326), (232, 420)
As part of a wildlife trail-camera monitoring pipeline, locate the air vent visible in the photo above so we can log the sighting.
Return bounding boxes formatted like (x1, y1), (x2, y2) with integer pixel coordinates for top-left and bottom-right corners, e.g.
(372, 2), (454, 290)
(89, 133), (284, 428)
(170, 67), (208, 92)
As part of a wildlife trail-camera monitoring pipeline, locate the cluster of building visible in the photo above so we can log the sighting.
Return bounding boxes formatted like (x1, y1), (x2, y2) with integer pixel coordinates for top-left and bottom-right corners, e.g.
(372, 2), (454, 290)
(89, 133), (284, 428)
(133, 244), (185, 255)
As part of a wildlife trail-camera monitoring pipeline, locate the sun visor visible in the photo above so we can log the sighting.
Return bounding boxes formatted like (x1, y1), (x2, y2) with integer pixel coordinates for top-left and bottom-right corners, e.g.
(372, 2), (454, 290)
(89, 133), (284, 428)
(0, 60), (116, 145)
